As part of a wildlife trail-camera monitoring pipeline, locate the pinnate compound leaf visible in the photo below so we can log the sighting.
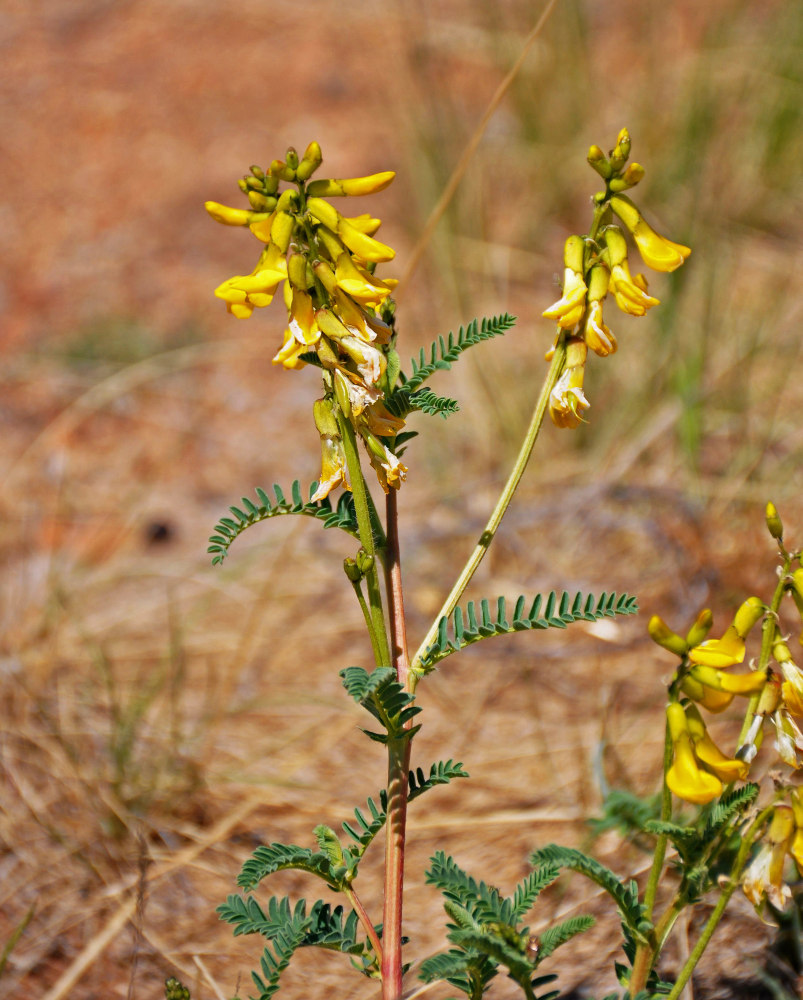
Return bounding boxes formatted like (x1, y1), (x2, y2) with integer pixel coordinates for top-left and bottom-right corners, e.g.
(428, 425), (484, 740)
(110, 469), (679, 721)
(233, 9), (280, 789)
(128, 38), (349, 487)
(529, 845), (651, 943)
(397, 314), (516, 393)
(339, 666), (420, 742)
(537, 915), (596, 960)
(236, 842), (350, 893)
(207, 481), (385, 565)
(420, 591), (639, 670)
(342, 760), (469, 859)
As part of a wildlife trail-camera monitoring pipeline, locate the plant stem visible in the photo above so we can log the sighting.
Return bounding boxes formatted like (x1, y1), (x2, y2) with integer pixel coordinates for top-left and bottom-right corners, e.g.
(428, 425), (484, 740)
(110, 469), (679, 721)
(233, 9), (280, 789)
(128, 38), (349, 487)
(337, 410), (391, 668)
(381, 489), (412, 1000)
(350, 579), (386, 667)
(410, 338), (567, 677)
(381, 737), (410, 1000)
(644, 717), (674, 918)
(344, 885), (383, 969)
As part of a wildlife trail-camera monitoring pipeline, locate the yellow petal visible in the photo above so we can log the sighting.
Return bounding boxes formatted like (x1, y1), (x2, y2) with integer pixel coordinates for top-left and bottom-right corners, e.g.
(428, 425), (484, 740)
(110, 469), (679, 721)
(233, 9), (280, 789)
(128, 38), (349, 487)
(688, 625), (746, 668)
(610, 195), (691, 273)
(205, 201), (255, 226)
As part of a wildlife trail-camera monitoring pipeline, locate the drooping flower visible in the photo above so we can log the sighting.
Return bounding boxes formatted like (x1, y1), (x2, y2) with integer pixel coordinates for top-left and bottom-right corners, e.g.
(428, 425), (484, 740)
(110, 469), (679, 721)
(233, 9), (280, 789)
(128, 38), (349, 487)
(311, 397), (350, 502)
(603, 227), (660, 316)
(743, 805), (796, 909)
(665, 702), (723, 805)
(684, 703), (749, 782)
(548, 338), (590, 429)
(583, 263), (616, 357)
(774, 638), (803, 717)
(542, 236), (588, 330)
(610, 194), (691, 273)
(687, 597), (764, 668)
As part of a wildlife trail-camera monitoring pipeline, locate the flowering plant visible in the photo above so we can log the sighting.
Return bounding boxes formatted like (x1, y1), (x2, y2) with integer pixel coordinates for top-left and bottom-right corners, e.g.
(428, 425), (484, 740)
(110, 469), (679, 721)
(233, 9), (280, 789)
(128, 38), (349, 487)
(161, 131), (801, 1000)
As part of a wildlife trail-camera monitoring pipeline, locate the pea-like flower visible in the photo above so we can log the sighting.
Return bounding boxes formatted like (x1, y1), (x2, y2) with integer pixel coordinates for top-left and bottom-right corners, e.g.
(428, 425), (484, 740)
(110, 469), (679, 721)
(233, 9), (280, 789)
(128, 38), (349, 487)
(548, 338), (589, 429)
(774, 638), (803, 717)
(311, 398), (349, 502)
(665, 702), (724, 805)
(542, 236), (588, 330)
(688, 597), (764, 668)
(610, 194), (691, 273)
(743, 805), (796, 909)
(604, 228), (660, 317)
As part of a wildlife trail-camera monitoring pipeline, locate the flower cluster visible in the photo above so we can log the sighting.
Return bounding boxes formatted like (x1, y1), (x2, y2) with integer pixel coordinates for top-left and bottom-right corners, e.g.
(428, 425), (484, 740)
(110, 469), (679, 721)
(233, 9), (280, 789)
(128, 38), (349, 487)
(206, 142), (406, 497)
(649, 503), (803, 908)
(543, 128), (691, 428)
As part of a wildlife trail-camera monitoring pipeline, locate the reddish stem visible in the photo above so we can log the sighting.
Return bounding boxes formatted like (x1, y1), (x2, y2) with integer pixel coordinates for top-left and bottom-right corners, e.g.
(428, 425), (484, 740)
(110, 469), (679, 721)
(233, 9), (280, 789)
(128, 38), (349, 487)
(381, 489), (411, 1000)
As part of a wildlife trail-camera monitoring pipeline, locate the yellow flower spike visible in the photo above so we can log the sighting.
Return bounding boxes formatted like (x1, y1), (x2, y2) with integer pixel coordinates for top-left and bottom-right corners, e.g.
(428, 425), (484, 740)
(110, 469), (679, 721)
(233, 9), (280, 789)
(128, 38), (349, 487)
(604, 227), (660, 316)
(311, 397), (350, 501)
(685, 608), (714, 649)
(204, 201), (258, 226)
(334, 253), (393, 306)
(307, 172), (396, 198)
(743, 806), (795, 909)
(542, 235), (588, 329)
(308, 198), (396, 262)
(584, 264), (617, 356)
(665, 702), (723, 805)
(648, 614), (687, 656)
(549, 338), (590, 429)
(679, 674), (735, 713)
(689, 663), (768, 695)
(688, 625), (746, 668)
(295, 141), (323, 182)
(610, 194), (691, 273)
(684, 704), (749, 781)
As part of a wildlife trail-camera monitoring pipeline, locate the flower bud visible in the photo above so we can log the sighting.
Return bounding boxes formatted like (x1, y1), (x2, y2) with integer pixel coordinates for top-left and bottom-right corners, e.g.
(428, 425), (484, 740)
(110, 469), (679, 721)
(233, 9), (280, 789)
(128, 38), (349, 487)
(296, 140), (324, 181)
(733, 596), (764, 639)
(285, 147), (299, 170)
(250, 164), (265, 180)
(685, 608), (713, 648)
(609, 127), (631, 172)
(648, 615), (687, 655)
(765, 501), (783, 541)
(270, 158), (296, 181)
(343, 556), (362, 582)
(587, 144), (612, 179)
(237, 178), (249, 193)
(247, 190), (271, 211)
(288, 252), (311, 291)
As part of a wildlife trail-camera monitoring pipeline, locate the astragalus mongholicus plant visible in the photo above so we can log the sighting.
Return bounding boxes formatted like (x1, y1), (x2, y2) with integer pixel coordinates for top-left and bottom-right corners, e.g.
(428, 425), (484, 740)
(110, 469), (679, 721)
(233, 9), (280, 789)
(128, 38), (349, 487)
(164, 132), (800, 999)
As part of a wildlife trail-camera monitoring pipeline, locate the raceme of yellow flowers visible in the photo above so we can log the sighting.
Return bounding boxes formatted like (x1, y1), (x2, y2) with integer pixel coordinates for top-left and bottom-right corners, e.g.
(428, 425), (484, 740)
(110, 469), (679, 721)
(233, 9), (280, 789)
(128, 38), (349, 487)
(649, 503), (803, 910)
(543, 128), (691, 429)
(205, 142), (406, 497)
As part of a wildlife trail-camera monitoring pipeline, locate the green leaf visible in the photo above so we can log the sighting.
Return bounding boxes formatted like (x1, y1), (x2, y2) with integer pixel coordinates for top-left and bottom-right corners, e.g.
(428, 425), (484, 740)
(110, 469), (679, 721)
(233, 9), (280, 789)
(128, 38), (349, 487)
(208, 481), (372, 565)
(420, 591), (639, 670)
(537, 915), (596, 960)
(342, 760), (469, 859)
(236, 841), (350, 893)
(397, 314), (516, 393)
(339, 666), (420, 742)
(528, 845), (651, 943)
(385, 386), (460, 421)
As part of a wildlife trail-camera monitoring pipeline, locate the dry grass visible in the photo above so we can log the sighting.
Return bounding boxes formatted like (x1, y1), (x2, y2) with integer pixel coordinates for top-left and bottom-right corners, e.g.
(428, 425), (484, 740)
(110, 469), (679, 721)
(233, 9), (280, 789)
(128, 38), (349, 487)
(1, 1), (802, 998)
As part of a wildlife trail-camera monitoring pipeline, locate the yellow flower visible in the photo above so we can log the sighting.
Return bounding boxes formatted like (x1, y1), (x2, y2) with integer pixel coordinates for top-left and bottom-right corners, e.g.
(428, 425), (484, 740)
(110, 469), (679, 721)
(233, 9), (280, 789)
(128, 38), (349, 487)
(334, 252), (393, 307)
(542, 235), (587, 330)
(665, 702), (723, 805)
(684, 704), (749, 781)
(679, 673), (734, 713)
(688, 597), (764, 667)
(311, 398), (350, 502)
(610, 194), (691, 273)
(603, 227), (659, 316)
(774, 638), (803, 717)
(772, 707), (803, 768)
(360, 425), (407, 493)
(743, 805), (795, 909)
(205, 200), (260, 226)
(549, 338), (590, 429)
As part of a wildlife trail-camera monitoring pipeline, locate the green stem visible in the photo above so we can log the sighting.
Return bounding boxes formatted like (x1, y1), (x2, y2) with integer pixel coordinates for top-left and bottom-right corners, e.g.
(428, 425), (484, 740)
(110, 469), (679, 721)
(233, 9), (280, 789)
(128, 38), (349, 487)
(644, 717), (674, 917)
(343, 885), (383, 968)
(737, 552), (792, 746)
(349, 578), (385, 667)
(337, 409), (391, 668)
(410, 337), (567, 678)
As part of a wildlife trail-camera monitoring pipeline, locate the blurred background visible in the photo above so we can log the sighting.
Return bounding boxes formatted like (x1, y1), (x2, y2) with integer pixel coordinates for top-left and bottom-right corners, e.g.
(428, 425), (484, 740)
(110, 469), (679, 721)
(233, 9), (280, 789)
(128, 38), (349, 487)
(1, 1), (802, 997)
